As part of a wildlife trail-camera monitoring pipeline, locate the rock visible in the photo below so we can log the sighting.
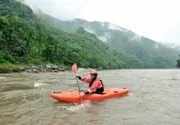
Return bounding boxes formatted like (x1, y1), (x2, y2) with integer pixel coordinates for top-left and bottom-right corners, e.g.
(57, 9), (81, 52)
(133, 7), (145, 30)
(32, 69), (38, 73)
(58, 68), (65, 72)
(45, 64), (52, 69)
(54, 69), (59, 72)
(1, 63), (67, 73)
(52, 65), (59, 69)
(26, 69), (33, 73)
(31, 66), (38, 69)
(20, 67), (26, 71)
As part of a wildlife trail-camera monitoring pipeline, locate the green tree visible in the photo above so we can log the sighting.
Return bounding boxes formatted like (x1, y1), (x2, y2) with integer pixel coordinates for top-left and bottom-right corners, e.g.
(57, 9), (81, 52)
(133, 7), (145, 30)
(177, 55), (180, 68)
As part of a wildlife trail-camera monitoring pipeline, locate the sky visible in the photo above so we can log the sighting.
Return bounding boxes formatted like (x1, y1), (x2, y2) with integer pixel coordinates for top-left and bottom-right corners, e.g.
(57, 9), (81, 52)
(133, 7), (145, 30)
(23, 0), (180, 45)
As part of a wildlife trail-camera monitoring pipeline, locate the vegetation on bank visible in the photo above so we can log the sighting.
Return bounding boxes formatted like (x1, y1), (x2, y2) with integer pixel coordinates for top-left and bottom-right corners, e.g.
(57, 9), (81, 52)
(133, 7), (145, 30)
(0, 0), (125, 70)
(0, 63), (23, 73)
(45, 18), (180, 68)
(177, 55), (180, 68)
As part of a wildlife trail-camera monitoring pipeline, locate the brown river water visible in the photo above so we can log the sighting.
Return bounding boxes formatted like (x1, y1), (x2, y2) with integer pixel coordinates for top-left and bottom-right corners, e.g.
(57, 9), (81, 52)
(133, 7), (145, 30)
(0, 69), (180, 125)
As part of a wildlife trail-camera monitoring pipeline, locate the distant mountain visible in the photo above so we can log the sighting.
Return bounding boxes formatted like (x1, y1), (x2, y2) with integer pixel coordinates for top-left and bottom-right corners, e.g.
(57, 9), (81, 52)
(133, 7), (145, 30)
(1, 0), (179, 69)
(39, 15), (180, 68)
(0, 0), (131, 69)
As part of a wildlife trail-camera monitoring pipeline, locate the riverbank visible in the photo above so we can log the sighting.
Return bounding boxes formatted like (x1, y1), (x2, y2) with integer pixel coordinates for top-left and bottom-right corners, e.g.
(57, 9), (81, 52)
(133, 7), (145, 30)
(0, 63), (67, 73)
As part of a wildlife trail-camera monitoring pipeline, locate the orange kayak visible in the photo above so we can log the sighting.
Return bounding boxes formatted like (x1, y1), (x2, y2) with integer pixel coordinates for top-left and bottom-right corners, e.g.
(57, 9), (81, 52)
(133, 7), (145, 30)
(51, 88), (129, 103)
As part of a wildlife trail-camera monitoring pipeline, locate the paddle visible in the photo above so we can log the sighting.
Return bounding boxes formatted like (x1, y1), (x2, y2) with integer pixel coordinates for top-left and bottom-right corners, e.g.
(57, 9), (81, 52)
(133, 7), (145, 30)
(71, 63), (82, 102)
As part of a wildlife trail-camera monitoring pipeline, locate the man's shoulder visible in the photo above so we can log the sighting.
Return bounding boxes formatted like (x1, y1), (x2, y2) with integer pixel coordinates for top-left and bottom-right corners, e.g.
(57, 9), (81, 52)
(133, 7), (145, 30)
(95, 79), (103, 83)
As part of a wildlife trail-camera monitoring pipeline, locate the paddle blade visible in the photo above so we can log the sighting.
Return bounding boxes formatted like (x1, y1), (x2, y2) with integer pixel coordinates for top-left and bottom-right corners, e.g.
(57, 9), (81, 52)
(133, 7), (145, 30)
(72, 63), (77, 73)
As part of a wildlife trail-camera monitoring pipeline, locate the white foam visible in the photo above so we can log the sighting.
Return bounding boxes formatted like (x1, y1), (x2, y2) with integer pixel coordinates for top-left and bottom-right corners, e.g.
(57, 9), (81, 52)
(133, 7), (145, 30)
(34, 82), (42, 88)
(59, 102), (91, 112)
(0, 77), (6, 80)
(60, 104), (84, 112)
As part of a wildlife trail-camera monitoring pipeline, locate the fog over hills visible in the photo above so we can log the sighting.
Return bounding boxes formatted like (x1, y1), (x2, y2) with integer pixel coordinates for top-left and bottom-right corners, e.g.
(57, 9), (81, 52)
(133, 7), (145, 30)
(21, 0), (180, 47)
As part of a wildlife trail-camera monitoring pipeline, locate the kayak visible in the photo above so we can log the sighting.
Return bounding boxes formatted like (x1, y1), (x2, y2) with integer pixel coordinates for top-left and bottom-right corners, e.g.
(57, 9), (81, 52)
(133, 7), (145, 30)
(51, 88), (129, 103)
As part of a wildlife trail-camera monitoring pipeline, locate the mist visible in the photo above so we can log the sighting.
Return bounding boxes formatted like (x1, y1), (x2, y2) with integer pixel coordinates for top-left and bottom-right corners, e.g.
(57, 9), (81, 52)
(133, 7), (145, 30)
(23, 0), (84, 20)
(22, 0), (180, 46)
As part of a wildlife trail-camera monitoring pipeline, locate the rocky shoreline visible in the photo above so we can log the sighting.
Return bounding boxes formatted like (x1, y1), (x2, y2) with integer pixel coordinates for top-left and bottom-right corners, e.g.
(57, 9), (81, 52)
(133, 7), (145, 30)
(0, 64), (66, 73)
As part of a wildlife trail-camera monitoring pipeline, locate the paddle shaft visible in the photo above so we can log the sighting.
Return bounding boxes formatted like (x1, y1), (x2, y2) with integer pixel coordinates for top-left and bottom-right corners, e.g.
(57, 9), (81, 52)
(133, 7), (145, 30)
(75, 74), (83, 102)
(72, 63), (83, 103)
(75, 73), (81, 93)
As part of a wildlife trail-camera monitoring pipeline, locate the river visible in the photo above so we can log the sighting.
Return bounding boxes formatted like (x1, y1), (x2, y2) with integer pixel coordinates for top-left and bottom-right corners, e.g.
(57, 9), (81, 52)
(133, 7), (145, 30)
(0, 69), (180, 125)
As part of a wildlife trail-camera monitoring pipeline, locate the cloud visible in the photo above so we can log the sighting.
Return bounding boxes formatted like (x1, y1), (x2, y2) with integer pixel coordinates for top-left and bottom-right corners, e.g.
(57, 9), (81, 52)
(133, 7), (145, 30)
(23, 0), (85, 20)
(22, 0), (180, 45)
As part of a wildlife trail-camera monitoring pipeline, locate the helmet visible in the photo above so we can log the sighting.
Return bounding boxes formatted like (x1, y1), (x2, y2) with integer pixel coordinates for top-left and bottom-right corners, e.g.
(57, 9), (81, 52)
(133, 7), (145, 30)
(90, 71), (98, 76)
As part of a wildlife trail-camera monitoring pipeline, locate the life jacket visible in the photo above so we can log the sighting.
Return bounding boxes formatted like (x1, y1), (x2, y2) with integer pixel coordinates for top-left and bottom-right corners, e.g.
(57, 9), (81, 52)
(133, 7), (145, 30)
(89, 78), (104, 94)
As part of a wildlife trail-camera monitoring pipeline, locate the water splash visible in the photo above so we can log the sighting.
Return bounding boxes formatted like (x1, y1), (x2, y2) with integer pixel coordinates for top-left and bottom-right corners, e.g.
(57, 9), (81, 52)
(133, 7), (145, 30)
(59, 104), (84, 112)
(59, 102), (91, 112)
(0, 77), (6, 80)
(34, 82), (43, 88)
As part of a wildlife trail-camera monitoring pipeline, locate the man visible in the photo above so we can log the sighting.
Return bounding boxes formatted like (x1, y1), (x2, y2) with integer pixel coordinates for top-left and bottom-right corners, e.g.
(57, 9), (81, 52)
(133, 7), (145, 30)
(76, 71), (104, 96)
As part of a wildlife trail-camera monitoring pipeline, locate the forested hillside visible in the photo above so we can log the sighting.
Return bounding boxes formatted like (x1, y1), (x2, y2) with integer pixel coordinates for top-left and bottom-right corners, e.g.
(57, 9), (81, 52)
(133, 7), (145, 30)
(43, 17), (180, 68)
(0, 0), (131, 70)
(0, 0), (179, 70)
(177, 55), (180, 68)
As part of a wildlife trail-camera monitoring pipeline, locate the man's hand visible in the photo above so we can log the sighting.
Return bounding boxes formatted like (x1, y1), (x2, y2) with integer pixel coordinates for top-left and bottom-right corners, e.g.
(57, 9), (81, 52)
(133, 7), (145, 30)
(76, 73), (81, 80)
(75, 73), (79, 77)
(80, 92), (85, 96)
